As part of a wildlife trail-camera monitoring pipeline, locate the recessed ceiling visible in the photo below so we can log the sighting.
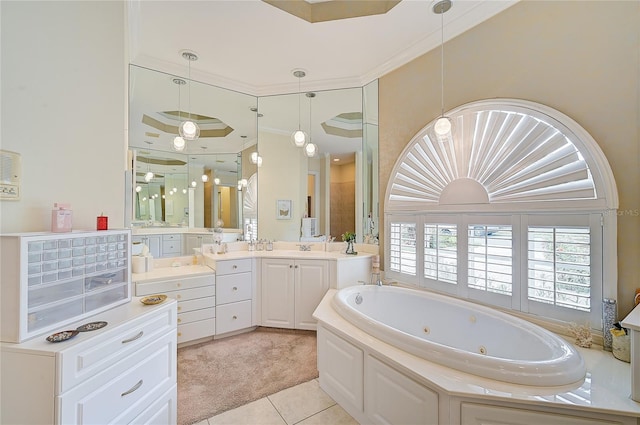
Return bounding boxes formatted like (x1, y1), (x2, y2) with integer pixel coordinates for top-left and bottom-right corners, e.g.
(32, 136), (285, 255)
(128, 0), (518, 96)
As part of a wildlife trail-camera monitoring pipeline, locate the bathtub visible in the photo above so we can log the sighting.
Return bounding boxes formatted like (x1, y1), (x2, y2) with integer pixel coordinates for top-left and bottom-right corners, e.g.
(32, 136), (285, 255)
(331, 285), (586, 386)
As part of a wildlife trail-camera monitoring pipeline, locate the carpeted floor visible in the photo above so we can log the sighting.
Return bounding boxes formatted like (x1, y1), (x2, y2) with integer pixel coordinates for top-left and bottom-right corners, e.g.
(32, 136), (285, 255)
(177, 327), (319, 425)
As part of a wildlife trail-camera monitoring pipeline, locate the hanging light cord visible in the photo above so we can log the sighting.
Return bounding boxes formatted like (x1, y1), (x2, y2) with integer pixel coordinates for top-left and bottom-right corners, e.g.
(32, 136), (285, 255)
(440, 5), (445, 117)
(298, 76), (302, 131)
(188, 58), (192, 121)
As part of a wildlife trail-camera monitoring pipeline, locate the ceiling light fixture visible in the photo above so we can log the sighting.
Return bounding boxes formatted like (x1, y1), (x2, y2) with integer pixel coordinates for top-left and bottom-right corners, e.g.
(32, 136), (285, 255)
(172, 78), (187, 151)
(250, 151), (263, 166)
(291, 69), (308, 148)
(304, 92), (317, 158)
(433, 0), (454, 138)
(144, 162), (154, 182)
(179, 51), (200, 141)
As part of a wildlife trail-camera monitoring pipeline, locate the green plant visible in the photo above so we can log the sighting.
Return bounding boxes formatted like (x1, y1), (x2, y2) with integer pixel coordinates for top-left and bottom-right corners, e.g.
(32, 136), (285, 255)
(341, 231), (356, 242)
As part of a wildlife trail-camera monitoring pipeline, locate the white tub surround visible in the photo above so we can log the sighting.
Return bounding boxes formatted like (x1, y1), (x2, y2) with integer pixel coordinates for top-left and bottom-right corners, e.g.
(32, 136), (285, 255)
(332, 285), (585, 387)
(314, 289), (640, 425)
(621, 303), (640, 402)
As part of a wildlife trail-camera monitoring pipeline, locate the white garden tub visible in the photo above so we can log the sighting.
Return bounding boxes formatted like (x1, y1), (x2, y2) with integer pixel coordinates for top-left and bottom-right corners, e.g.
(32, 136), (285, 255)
(331, 285), (586, 386)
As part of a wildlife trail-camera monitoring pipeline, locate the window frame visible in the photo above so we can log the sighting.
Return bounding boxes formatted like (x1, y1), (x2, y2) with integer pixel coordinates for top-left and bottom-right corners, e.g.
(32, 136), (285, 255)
(386, 212), (603, 328)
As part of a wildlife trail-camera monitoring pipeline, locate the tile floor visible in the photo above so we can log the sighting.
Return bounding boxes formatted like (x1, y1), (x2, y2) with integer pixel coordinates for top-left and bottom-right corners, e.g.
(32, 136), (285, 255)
(194, 379), (359, 425)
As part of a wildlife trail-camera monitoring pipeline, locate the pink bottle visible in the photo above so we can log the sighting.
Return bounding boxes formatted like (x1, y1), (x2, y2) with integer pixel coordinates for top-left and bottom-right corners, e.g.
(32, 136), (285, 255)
(51, 203), (73, 233)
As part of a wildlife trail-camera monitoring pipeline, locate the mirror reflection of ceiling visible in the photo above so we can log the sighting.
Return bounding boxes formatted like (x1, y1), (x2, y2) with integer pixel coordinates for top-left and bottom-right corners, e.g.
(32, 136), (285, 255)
(129, 65), (258, 157)
(129, 0), (517, 95)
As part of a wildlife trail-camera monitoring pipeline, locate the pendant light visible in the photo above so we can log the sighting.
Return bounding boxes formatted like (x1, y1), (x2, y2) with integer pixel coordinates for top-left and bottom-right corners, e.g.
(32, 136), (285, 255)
(179, 51), (200, 141)
(433, 0), (454, 137)
(172, 78), (187, 151)
(291, 69), (308, 148)
(304, 92), (317, 158)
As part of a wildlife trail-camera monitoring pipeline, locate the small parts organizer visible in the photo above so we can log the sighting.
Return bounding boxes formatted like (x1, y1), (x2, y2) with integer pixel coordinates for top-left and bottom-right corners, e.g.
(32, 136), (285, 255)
(0, 229), (132, 343)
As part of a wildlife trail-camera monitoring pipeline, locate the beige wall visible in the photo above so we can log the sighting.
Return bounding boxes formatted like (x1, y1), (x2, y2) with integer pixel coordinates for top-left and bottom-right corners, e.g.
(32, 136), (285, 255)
(0, 1), (127, 233)
(379, 1), (640, 316)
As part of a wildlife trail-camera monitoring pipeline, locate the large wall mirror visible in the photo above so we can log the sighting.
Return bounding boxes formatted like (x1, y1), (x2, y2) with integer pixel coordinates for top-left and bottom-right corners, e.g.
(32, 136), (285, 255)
(128, 65), (258, 231)
(256, 81), (378, 243)
(128, 64), (378, 242)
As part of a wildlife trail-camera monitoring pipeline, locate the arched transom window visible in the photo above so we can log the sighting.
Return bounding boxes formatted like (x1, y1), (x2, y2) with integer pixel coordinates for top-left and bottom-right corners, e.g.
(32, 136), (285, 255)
(385, 99), (618, 329)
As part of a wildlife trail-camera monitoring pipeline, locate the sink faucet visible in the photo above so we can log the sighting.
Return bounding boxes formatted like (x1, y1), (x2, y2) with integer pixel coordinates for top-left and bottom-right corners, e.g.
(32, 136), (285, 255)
(297, 244), (311, 251)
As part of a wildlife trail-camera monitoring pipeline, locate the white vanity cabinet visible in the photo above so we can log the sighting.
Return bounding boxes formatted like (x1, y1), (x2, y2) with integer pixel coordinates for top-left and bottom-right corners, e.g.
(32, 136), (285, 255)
(132, 234), (161, 258)
(261, 258), (329, 330)
(0, 299), (178, 425)
(214, 258), (253, 335)
(161, 233), (182, 257)
(1, 230), (131, 343)
(184, 233), (214, 255)
(135, 273), (215, 345)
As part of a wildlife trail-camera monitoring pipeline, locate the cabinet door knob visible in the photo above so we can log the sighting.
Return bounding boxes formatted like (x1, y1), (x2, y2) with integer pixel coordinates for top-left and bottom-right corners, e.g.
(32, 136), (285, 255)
(122, 330), (144, 344)
(232, 315), (237, 320)
(177, 306), (182, 311)
(178, 318), (182, 323)
(289, 265), (293, 268)
(233, 286), (238, 291)
(233, 265), (238, 269)
(121, 379), (143, 397)
(295, 265), (299, 269)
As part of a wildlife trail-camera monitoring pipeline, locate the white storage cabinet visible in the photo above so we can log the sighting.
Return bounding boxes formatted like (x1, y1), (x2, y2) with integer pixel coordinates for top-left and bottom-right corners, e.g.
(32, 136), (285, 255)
(0, 299), (178, 425)
(261, 258), (329, 330)
(215, 258), (253, 335)
(1, 230), (131, 343)
(135, 273), (216, 344)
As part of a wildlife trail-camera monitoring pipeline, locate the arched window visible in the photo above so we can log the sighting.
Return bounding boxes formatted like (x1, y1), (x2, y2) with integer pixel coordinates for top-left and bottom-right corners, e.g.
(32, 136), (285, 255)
(385, 99), (618, 329)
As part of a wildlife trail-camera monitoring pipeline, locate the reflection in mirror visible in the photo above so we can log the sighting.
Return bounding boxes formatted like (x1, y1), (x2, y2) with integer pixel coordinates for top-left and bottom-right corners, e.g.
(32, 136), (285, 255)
(363, 80), (379, 243)
(128, 65), (257, 230)
(257, 87), (364, 242)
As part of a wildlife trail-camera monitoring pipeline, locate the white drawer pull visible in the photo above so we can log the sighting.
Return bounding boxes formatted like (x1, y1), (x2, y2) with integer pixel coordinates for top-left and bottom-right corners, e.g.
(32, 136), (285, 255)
(121, 331), (144, 344)
(121, 379), (143, 397)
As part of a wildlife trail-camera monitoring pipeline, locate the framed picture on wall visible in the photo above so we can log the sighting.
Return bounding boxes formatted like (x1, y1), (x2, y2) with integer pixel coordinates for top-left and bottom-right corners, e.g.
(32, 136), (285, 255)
(276, 199), (292, 220)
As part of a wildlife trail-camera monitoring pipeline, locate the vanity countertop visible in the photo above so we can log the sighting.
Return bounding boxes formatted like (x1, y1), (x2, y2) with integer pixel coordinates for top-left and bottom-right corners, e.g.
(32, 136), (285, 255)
(202, 249), (374, 262)
(132, 264), (214, 283)
(132, 227), (240, 235)
(621, 303), (640, 332)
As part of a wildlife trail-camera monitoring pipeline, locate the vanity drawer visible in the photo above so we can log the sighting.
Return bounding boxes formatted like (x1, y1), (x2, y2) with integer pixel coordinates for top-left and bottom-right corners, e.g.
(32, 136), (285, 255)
(58, 303), (176, 393)
(178, 307), (215, 325)
(216, 272), (252, 304)
(58, 330), (176, 424)
(215, 300), (251, 334)
(178, 318), (215, 343)
(178, 296), (215, 314)
(162, 234), (181, 242)
(172, 285), (215, 302)
(215, 258), (252, 275)
(135, 274), (214, 296)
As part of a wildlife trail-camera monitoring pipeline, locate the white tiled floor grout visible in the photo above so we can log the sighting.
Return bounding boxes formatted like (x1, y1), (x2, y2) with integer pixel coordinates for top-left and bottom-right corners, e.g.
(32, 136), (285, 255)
(204, 378), (359, 425)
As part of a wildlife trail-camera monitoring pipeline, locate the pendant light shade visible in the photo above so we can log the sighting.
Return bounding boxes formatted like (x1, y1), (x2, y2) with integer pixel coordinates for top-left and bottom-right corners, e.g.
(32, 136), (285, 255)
(172, 136), (186, 151)
(180, 51), (200, 141)
(291, 69), (308, 148)
(432, 0), (455, 138)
